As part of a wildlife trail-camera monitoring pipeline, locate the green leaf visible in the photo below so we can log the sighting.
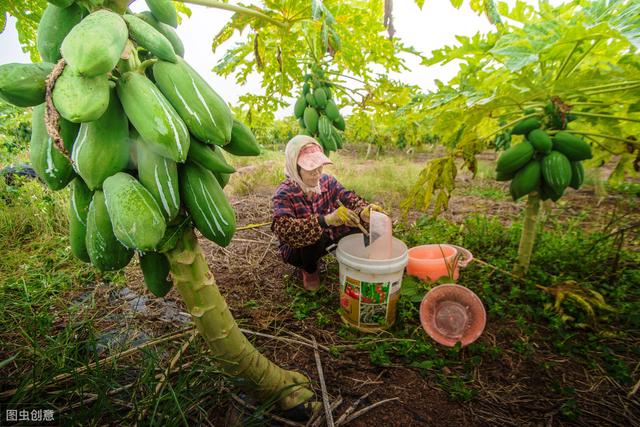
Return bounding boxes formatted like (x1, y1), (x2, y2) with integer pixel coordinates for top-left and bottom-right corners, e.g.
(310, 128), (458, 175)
(489, 33), (538, 71)
(450, 0), (464, 9)
(414, 0), (425, 9)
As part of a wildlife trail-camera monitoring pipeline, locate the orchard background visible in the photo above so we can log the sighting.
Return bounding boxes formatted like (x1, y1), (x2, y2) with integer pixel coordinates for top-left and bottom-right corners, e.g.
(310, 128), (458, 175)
(0, 0), (638, 425)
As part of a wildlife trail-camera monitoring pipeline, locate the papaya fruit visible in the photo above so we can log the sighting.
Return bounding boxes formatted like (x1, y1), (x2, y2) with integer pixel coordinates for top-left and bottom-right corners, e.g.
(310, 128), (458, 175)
(188, 137), (236, 173)
(37, 3), (86, 64)
(318, 115), (332, 142)
(495, 169), (514, 181)
(135, 137), (180, 221)
(509, 160), (541, 201)
(331, 127), (343, 149)
(86, 191), (134, 271)
(314, 87), (328, 109)
(30, 104), (76, 191)
(527, 129), (552, 154)
(542, 151), (571, 195)
(552, 132), (592, 161)
(214, 172), (231, 189)
(495, 141), (534, 175)
(71, 89), (129, 190)
(69, 177), (92, 263)
(0, 63), (53, 107)
(569, 161), (584, 190)
(180, 162), (236, 247)
(512, 117), (541, 135)
(145, 0), (178, 28)
(153, 58), (232, 146)
(325, 100), (339, 122)
(303, 107), (319, 134)
(117, 71), (190, 162)
(223, 119), (260, 156)
(305, 92), (318, 108)
(294, 95), (306, 119)
(334, 114), (346, 131)
(61, 10), (128, 77)
(52, 67), (110, 123)
(103, 172), (166, 251)
(122, 14), (176, 63)
(140, 252), (173, 297)
(136, 11), (184, 57)
(302, 82), (310, 95)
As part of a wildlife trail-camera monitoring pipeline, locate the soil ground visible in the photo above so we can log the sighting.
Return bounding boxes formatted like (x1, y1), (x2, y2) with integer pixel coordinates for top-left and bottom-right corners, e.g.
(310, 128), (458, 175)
(113, 150), (639, 426)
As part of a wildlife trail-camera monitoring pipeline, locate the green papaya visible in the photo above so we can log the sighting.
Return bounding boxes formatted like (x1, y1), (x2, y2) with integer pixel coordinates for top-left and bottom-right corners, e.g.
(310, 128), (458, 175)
(298, 117), (306, 129)
(552, 132), (592, 161)
(569, 161), (584, 190)
(30, 104), (75, 191)
(103, 172), (166, 250)
(294, 95), (307, 119)
(318, 115), (332, 142)
(139, 252), (173, 297)
(71, 89), (129, 190)
(527, 129), (552, 154)
(509, 160), (541, 201)
(188, 137), (236, 173)
(334, 114), (346, 131)
(61, 10), (128, 77)
(542, 151), (572, 195)
(214, 172), (231, 189)
(314, 87), (327, 108)
(306, 92), (318, 108)
(303, 107), (319, 134)
(52, 67), (110, 123)
(86, 191), (134, 271)
(512, 117), (541, 135)
(223, 120), (260, 156)
(331, 127), (343, 149)
(136, 12), (184, 57)
(145, 0), (178, 28)
(122, 14), (176, 63)
(135, 137), (180, 221)
(320, 133), (336, 152)
(302, 82), (310, 95)
(0, 63), (53, 107)
(37, 4), (86, 63)
(117, 71), (190, 162)
(496, 142), (534, 175)
(325, 100), (339, 122)
(59, 116), (79, 153)
(180, 162), (236, 247)
(69, 177), (92, 262)
(153, 58), (232, 146)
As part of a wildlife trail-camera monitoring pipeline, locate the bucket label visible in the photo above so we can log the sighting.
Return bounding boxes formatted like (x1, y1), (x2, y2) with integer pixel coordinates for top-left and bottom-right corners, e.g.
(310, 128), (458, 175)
(340, 276), (402, 328)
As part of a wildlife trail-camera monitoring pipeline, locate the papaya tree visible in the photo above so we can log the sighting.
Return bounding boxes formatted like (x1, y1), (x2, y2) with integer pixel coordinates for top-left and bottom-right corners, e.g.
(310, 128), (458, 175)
(401, 0), (640, 273)
(0, 0), (315, 416)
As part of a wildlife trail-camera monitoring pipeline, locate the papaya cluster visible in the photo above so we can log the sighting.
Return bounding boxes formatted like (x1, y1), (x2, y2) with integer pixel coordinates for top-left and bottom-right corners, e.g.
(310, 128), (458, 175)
(496, 115), (592, 202)
(293, 70), (345, 155)
(0, 0), (261, 298)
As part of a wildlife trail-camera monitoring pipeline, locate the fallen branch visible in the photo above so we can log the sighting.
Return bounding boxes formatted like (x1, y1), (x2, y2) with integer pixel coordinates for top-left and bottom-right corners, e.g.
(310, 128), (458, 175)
(240, 328), (331, 352)
(333, 390), (373, 425)
(341, 397), (400, 425)
(310, 396), (343, 427)
(312, 336), (334, 427)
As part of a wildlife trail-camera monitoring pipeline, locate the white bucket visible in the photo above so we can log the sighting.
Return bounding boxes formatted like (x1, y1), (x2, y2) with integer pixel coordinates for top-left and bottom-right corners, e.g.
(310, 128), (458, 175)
(335, 234), (409, 332)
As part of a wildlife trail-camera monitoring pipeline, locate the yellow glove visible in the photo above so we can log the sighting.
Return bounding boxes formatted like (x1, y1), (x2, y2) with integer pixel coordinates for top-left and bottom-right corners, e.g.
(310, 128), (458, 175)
(325, 206), (360, 227)
(360, 203), (386, 222)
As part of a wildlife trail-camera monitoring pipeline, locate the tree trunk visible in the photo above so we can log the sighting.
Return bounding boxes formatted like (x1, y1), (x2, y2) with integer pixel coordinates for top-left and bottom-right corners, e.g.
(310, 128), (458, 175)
(165, 229), (314, 410)
(514, 192), (541, 275)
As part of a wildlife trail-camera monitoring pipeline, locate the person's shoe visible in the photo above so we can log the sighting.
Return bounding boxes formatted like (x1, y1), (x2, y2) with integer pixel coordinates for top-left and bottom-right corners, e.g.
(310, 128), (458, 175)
(302, 270), (320, 290)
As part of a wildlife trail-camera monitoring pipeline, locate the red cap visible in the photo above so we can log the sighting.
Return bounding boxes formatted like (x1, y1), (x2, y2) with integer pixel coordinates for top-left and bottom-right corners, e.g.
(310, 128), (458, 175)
(297, 143), (333, 171)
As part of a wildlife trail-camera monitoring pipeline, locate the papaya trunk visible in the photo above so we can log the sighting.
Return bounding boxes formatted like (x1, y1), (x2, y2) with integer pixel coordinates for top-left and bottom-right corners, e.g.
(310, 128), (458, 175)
(514, 193), (540, 275)
(166, 229), (314, 410)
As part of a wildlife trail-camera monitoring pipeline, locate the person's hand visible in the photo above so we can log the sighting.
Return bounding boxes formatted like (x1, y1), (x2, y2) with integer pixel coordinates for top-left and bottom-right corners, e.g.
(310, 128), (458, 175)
(325, 206), (360, 227)
(360, 204), (386, 222)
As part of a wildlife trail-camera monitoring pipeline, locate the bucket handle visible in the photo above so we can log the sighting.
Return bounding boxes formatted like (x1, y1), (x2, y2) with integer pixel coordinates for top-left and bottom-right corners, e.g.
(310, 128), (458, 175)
(325, 243), (337, 255)
(449, 244), (474, 268)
